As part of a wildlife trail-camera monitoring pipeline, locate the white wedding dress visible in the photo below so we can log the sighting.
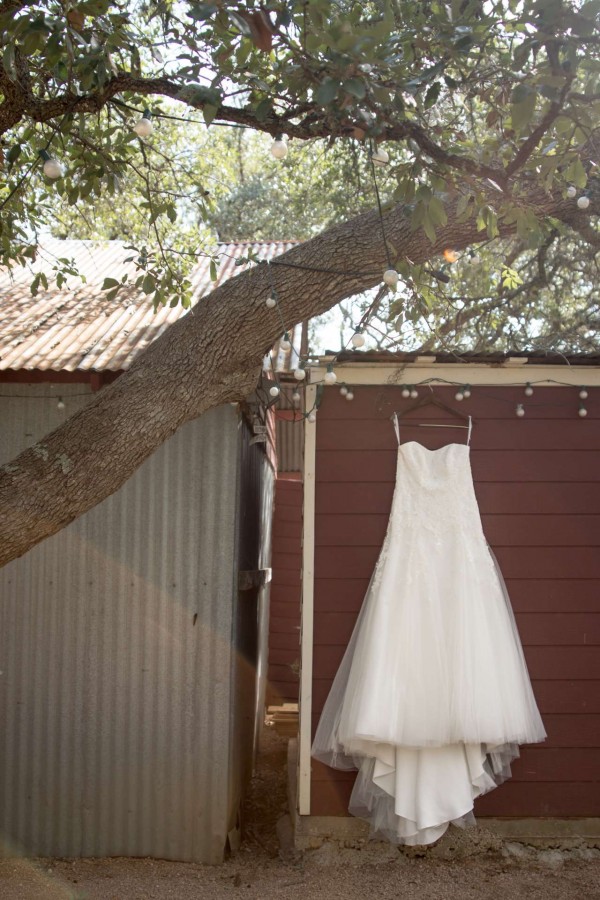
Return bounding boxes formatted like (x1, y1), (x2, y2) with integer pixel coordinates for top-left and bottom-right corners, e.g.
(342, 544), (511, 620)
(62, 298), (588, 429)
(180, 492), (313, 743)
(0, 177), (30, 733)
(312, 416), (546, 845)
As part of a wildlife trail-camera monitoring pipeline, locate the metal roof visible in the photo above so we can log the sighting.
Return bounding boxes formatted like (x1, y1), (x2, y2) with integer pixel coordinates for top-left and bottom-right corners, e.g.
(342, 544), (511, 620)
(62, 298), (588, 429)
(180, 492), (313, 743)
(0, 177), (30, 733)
(0, 238), (298, 372)
(330, 350), (600, 367)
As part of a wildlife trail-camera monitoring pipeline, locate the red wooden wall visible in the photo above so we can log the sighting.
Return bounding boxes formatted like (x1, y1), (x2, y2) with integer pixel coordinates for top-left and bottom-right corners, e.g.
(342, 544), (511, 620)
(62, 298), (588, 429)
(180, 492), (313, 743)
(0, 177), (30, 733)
(267, 475), (302, 704)
(311, 383), (600, 818)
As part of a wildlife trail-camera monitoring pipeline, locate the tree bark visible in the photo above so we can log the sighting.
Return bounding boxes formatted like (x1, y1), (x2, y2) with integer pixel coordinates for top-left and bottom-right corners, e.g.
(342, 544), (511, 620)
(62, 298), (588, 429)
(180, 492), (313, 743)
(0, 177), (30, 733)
(0, 186), (596, 567)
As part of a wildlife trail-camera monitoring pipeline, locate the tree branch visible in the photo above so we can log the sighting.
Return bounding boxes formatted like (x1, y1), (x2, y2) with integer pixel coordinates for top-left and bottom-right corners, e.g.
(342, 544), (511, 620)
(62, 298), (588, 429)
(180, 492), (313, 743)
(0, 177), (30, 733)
(0, 175), (597, 567)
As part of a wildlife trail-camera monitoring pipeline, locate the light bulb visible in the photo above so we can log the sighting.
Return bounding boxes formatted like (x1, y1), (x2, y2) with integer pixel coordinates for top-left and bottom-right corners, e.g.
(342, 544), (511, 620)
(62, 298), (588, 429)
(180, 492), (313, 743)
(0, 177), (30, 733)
(463, 385), (471, 399)
(345, 390), (354, 401)
(467, 252), (479, 265)
(351, 330), (365, 348)
(577, 195), (590, 210)
(455, 390), (464, 401)
(294, 367), (306, 382)
(280, 333), (291, 351)
(524, 383), (534, 396)
(269, 385), (280, 398)
(579, 405), (588, 418)
(410, 387), (418, 399)
(307, 411), (317, 423)
(371, 147), (389, 166)
(579, 387), (588, 400)
(57, 398), (65, 411)
(340, 385), (348, 396)
(401, 386), (410, 398)
(265, 293), (277, 309)
(133, 113), (153, 137)
(383, 268), (399, 289)
(271, 137), (288, 160)
(324, 368), (337, 385)
(292, 391), (301, 406)
(516, 404), (525, 417)
(40, 151), (64, 179)
(566, 185), (577, 199)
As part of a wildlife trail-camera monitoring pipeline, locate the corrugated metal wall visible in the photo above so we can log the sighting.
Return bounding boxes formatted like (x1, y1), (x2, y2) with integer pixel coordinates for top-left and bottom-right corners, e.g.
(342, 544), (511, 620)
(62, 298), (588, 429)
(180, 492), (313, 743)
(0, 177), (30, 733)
(267, 477), (302, 704)
(0, 385), (246, 863)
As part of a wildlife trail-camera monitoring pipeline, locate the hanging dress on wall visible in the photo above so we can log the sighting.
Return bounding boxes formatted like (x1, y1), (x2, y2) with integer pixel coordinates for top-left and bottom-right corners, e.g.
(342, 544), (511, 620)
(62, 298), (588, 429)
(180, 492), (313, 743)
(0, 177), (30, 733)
(312, 415), (546, 846)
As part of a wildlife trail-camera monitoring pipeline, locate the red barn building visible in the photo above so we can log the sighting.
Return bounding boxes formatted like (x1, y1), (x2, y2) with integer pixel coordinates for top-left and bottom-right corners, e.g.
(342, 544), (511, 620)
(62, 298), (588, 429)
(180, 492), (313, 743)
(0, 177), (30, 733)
(293, 353), (600, 847)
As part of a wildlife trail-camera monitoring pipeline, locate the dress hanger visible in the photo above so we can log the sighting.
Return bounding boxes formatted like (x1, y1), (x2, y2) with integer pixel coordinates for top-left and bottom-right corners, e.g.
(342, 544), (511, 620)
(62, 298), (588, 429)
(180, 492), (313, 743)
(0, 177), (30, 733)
(396, 393), (471, 426)
(391, 391), (474, 445)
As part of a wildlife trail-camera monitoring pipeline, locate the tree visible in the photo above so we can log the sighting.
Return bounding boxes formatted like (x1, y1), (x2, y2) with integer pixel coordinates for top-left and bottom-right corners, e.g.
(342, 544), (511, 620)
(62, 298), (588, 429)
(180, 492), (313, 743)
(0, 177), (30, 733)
(0, 0), (598, 566)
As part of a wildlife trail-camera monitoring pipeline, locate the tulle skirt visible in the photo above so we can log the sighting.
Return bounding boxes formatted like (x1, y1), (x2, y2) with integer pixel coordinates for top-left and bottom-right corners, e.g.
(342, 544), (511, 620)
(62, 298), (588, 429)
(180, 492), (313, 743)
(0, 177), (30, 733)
(312, 540), (546, 845)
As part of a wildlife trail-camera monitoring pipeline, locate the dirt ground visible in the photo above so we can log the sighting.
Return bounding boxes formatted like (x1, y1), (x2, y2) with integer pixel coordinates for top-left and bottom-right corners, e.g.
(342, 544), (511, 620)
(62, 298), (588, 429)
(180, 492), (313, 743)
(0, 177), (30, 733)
(1, 727), (599, 900)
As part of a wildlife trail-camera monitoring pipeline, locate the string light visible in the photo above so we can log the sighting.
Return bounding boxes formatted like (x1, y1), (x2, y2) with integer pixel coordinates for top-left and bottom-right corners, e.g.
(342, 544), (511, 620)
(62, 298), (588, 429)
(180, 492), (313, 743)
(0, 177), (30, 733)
(271, 134), (288, 160)
(516, 403), (525, 417)
(463, 384), (472, 399)
(579, 387), (588, 399)
(307, 410), (317, 423)
(577, 195), (590, 210)
(133, 109), (153, 137)
(455, 387), (465, 401)
(370, 147), (389, 166)
(401, 385), (410, 398)
(280, 332), (292, 351)
(39, 150), (64, 179)
(340, 385), (348, 397)
(383, 268), (399, 289)
(466, 252), (479, 265)
(324, 364), (337, 385)
(351, 328), (365, 348)
(524, 382), (534, 396)
(292, 390), (301, 406)
(579, 403), (588, 417)
(269, 385), (280, 398)
(294, 362), (307, 381)
(345, 389), (355, 401)
(265, 291), (277, 309)
(410, 386), (418, 399)
(57, 397), (65, 410)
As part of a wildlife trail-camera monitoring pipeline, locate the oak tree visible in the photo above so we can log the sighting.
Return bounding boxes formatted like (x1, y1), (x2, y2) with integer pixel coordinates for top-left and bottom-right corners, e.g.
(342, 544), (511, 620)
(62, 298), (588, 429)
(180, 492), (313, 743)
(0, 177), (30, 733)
(0, 0), (598, 564)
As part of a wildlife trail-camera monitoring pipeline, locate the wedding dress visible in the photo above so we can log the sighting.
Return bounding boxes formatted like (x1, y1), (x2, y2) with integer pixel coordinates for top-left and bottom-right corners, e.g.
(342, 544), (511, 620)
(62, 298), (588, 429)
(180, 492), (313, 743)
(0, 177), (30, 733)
(312, 414), (546, 845)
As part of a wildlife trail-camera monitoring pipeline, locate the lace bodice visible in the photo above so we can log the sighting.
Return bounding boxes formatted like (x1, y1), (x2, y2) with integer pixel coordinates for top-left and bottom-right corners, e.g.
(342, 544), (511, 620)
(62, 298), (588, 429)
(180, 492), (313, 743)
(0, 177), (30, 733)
(372, 441), (487, 591)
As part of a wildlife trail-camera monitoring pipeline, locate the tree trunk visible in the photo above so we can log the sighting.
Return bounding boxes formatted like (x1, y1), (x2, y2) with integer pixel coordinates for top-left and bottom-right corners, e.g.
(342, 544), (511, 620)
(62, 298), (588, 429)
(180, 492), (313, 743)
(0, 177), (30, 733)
(0, 188), (594, 566)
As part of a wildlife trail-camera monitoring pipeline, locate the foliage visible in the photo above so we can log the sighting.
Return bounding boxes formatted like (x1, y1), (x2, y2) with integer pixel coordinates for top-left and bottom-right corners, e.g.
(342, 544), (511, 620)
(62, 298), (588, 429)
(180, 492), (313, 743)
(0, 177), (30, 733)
(0, 0), (599, 348)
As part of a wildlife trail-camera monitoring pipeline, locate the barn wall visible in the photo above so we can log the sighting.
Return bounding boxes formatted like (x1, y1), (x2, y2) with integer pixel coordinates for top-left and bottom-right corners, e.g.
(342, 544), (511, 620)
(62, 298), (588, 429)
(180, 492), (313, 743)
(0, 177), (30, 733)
(0, 385), (246, 863)
(310, 383), (600, 818)
(267, 475), (302, 704)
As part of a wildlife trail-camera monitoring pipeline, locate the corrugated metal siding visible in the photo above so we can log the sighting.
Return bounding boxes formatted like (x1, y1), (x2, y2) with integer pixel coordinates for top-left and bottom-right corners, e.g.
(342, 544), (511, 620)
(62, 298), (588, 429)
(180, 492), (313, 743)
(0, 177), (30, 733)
(0, 238), (298, 372)
(268, 476), (302, 704)
(310, 385), (600, 818)
(0, 386), (243, 863)
(276, 416), (304, 472)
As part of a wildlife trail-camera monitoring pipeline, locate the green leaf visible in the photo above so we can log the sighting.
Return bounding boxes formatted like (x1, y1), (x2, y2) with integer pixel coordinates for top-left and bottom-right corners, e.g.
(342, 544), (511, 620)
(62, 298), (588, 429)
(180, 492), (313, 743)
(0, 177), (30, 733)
(7, 144), (21, 163)
(315, 78), (339, 106)
(142, 273), (156, 294)
(510, 85), (536, 132)
(102, 277), (120, 290)
(342, 78), (366, 99)
(428, 196), (447, 227)
(203, 103), (218, 126)
(254, 97), (274, 123)
(209, 259), (217, 282)
(424, 82), (442, 109)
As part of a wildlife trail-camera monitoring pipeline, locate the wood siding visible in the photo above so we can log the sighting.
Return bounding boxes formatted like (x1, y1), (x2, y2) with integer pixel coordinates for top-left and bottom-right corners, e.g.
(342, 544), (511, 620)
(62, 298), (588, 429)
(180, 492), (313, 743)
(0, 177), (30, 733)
(310, 384), (600, 818)
(267, 475), (302, 704)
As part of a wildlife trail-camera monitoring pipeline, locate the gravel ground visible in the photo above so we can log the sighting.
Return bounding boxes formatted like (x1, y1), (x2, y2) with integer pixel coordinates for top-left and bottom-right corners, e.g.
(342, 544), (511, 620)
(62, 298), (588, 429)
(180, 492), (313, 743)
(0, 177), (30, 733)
(1, 727), (599, 900)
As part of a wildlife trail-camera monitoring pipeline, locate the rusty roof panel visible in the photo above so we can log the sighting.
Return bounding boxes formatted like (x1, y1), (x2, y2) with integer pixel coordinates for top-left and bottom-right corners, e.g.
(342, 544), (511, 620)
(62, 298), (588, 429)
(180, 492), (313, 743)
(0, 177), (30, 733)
(0, 239), (298, 372)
